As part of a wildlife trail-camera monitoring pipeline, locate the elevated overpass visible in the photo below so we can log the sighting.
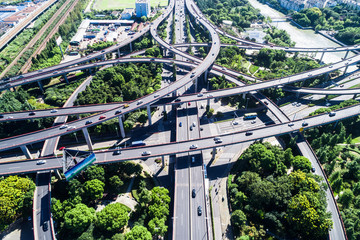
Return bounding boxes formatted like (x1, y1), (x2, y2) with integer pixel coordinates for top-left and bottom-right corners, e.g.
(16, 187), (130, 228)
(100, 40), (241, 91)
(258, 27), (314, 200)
(1, 103), (359, 176)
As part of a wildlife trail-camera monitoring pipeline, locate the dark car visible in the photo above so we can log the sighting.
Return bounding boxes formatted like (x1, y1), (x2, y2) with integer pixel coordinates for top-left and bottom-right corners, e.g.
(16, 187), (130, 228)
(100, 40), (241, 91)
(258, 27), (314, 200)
(85, 120), (93, 125)
(175, 98), (181, 102)
(115, 110), (122, 115)
(192, 188), (196, 198)
(197, 206), (202, 216)
(0, 115), (3, 119)
(311, 167), (316, 173)
(29, 112), (35, 116)
(114, 147), (121, 155)
(43, 222), (48, 231)
(245, 131), (253, 136)
(302, 122), (308, 127)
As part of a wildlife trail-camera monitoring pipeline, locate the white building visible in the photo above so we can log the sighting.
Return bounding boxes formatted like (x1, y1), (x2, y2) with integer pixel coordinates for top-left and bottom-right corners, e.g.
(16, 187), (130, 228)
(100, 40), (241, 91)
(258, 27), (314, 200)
(278, 0), (338, 11)
(135, 0), (150, 18)
(121, 8), (134, 20)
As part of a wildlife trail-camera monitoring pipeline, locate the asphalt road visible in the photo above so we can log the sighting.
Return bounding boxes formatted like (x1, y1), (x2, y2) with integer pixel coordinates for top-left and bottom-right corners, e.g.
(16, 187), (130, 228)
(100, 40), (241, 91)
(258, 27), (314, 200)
(1, 95), (359, 175)
(33, 172), (52, 240)
(296, 139), (346, 240)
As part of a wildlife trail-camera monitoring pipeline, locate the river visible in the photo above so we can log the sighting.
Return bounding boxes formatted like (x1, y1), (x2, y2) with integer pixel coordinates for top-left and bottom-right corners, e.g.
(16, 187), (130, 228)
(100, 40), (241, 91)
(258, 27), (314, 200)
(247, 0), (356, 72)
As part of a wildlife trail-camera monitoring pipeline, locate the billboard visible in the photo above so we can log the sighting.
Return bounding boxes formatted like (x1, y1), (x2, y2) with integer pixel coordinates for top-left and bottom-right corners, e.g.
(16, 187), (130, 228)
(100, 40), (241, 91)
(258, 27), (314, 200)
(63, 149), (96, 181)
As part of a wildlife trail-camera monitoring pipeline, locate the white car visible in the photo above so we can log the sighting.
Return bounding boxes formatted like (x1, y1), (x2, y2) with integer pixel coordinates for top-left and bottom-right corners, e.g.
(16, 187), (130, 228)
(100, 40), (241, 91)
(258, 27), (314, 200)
(189, 144), (198, 149)
(59, 125), (68, 130)
(251, 120), (256, 124)
(67, 126), (76, 131)
(50, 109), (58, 113)
(232, 121), (239, 125)
(142, 151), (151, 156)
(197, 93), (203, 97)
(36, 160), (46, 165)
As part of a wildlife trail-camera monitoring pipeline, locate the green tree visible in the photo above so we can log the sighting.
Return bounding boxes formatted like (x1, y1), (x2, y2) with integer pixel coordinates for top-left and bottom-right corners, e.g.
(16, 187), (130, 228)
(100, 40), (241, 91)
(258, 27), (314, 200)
(287, 193), (332, 239)
(84, 165), (105, 182)
(96, 203), (130, 233)
(125, 225), (152, 240)
(339, 189), (354, 208)
(148, 217), (168, 237)
(292, 156), (312, 173)
(0, 176), (35, 231)
(67, 179), (84, 199)
(83, 179), (105, 202)
(64, 203), (95, 234)
(109, 175), (124, 193)
(231, 209), (247, 230)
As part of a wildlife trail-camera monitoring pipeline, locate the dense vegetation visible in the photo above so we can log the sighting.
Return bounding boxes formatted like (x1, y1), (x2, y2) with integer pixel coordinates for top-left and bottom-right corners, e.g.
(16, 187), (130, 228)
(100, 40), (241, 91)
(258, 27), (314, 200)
(309, 99), (359, 116)
(51, 162), (170, 239)
(74, 63), (162, 134)
(229, 142), (332, 239)
(0, 0), (66, 74)
(304, 114), (360, 240)
(30, 0), (88, 71)
(196, 0), (263, 32)
(0, 176), (35, 231)
(75, 63), (162, 104)
(291, 5), (360, 44)
(264, 26), (295, 47)
(0, 89), (57, 138)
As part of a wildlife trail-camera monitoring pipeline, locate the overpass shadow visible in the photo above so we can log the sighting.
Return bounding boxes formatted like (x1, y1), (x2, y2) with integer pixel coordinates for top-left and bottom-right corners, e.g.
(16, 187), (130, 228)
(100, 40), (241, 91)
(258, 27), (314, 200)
(206, 161), (236, 181)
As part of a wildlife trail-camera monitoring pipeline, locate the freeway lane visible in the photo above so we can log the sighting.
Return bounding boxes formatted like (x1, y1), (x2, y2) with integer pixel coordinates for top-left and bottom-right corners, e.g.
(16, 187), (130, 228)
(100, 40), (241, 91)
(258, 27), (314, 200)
(0, 0), (222, 152)
(1, 46), (358, 151)
(1, 103), (359, 176)
(3, 57), (360, 122)
(297, 138), (346, 240)
(1, 52), (358, 151)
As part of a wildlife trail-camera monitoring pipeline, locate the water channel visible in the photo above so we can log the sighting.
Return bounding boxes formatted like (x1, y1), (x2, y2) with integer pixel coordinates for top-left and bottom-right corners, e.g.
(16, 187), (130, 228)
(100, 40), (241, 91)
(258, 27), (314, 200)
(247, 0), (357, 72)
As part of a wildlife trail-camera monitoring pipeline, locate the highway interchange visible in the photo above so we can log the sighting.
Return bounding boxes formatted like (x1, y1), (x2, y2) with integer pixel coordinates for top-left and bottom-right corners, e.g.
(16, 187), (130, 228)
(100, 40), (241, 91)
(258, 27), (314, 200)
(0, 0), (359, 238)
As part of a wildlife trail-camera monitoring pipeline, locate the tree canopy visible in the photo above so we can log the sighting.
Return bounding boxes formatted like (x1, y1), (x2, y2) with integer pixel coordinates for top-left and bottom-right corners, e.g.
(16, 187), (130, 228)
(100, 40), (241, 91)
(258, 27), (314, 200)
(95, 203), (130, 233)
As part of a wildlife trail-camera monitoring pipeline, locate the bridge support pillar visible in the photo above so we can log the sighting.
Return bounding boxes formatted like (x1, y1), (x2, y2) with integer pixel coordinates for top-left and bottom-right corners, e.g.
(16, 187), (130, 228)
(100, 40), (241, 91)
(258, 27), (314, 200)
(162, 155), (165, 168)
(194, 78), (198, 93)
(344, 65), (349, 74)
(212, 147), (216, 159)
(296, 92), (300, 99)
(319, 52), (325, 63)
(207, 98), (210, 108)
(117, 48), (120, 58)
(54, 169), (62, 180)
(163, 47), (166, 56)
(63, 74), (69, 84)
(344, 50), (349, 59)
(353, 94), (357, 99)
(129, 42), (133, 52)
(325, 72), (330, 81)
(37, 81), (44, 93)
(147, 104), (152, 126)
(82, 128), (93, 151)
(242, 93), (246, 99)
(204, 69), (209, 82)
(118, 116), (125, 138)
(20, 145), (33, 159)
(89, 67), (92, 75)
